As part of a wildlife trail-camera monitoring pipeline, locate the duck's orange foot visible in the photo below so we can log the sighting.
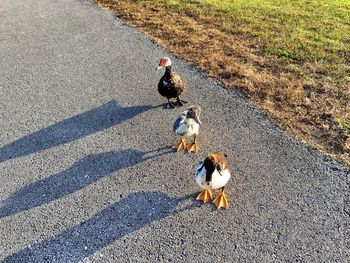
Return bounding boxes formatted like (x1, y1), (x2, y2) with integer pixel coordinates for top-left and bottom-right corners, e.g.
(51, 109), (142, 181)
(172, 139), (187, 151)
(196, 189), (213, 204)
(187, 143), (198, 153)
(213, 191), (229, 209)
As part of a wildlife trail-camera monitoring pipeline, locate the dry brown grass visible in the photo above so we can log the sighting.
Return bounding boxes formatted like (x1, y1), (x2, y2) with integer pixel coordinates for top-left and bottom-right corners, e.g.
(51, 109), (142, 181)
(95, 0), (350, 166)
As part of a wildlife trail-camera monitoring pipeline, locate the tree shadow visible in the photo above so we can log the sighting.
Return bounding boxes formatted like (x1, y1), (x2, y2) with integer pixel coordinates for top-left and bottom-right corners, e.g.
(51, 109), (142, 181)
(0, 147), (173, 218)
(2, 191), (195, 263)
(0, 100), (153, 163)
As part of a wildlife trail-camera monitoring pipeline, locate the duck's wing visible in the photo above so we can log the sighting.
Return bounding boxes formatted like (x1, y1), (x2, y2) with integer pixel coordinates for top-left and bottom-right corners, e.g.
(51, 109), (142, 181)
(173, 114), (186, 132)
(170, 72), (185, 92)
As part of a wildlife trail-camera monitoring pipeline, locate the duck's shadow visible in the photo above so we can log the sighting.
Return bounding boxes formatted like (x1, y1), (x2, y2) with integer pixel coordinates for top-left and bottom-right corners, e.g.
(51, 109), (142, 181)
(0, 147), (173, 218)
(0, 100), (162, 163)
(2, 191), (196, 263)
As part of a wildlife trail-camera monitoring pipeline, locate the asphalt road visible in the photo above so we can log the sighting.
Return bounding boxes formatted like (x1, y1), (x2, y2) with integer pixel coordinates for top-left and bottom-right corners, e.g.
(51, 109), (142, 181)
(0, 0), (349, 262)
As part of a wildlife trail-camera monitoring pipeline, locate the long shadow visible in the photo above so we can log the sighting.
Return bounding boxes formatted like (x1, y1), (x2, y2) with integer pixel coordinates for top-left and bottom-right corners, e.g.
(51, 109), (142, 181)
(0, 100), (153, 163)
(2, 191), (195, 263)
(0, 147), (173, 218)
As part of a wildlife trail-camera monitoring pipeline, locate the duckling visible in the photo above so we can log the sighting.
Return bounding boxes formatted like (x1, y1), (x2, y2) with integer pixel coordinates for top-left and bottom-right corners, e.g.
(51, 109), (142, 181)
(195, 152), (231, 209)
(157, 56), (186, 108)
(173, 105), (202, 153)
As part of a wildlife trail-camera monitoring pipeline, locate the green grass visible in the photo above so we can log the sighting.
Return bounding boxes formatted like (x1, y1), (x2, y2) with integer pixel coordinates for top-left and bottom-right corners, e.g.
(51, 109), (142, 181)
(131, 0), (350, 75)
(205, 0), (349, 60)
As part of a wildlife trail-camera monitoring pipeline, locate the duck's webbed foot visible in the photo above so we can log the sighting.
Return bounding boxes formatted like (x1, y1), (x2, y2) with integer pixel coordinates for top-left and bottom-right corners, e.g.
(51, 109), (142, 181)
(187, 142), (198, 153)
(166, 98), (176, 108)
(172, 138), (187, 151)
(213, 188), (229, 209)
(176, 97), (187, 106)
(196, 189), (213, 204)
(187, 135), (199, 153)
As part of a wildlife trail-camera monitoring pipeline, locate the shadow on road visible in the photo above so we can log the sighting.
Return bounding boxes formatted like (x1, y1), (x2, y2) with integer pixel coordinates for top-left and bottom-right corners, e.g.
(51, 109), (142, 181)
(2, 191), (195, 263)
(0, 100), (153, 163)
(0, 147), (173, 219)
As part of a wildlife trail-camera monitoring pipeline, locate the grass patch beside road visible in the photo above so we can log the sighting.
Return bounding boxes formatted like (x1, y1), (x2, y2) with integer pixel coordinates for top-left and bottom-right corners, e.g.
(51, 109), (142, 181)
(95, 0), (350, 165)
(152, 0), (349, 67)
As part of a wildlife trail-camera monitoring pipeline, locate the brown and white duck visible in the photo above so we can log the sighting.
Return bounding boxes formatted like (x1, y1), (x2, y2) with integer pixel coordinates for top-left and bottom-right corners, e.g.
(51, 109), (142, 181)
(195, 152), (231, 209)
(157, 56), (186, 108)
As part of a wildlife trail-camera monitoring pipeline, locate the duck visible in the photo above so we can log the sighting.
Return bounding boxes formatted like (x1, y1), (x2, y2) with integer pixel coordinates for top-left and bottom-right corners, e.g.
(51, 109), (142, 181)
(173, 105), (202, 153)
(157, 56), (186, 108)
(195, 152), (231, 209)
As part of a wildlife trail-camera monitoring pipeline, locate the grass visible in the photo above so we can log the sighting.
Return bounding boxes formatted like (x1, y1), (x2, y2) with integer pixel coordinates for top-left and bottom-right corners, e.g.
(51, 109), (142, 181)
(95, 0), (350, 165)
(131, 0), (350, 66)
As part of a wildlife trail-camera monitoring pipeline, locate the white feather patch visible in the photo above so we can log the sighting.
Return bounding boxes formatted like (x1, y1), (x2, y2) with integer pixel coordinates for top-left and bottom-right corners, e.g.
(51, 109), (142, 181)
(195, 163), (231, 190)
(175, 118), (199, 137)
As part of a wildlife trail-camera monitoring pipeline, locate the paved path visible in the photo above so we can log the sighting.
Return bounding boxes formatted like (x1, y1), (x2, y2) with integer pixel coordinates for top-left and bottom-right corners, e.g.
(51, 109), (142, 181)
(0, 0), (349, 262)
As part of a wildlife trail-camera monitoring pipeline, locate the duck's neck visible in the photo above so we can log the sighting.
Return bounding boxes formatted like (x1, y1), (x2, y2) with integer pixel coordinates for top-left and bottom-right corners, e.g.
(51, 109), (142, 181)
(163, 66), (172, 79)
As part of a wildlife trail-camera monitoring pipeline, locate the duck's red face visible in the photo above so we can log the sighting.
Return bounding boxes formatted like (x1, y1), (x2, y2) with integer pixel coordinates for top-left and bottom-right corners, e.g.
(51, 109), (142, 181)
(157, 57), (172, 70)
